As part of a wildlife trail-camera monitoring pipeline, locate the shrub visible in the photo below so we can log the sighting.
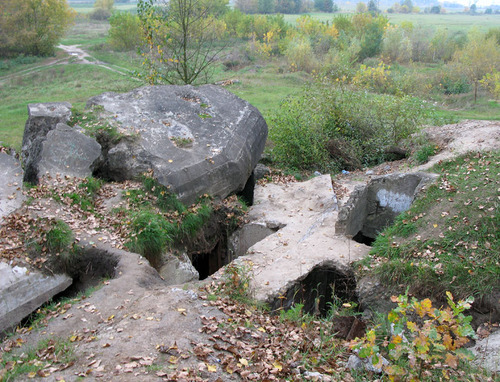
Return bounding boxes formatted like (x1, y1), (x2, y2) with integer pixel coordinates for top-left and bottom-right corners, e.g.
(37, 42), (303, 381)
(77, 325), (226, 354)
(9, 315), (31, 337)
(413, 144), (437, 164)
(350, 292), (476, 381)
(269, 82), (434, 172)
(284, 36), (317, 72)
(108, 12), (142, 51)
(438, 73), (472, 95)
(89, 8), (112, 20)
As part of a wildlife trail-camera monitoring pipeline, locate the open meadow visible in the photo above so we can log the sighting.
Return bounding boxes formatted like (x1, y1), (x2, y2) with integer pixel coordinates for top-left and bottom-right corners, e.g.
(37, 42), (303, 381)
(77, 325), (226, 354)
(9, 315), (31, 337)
(1, 7), (499, 152)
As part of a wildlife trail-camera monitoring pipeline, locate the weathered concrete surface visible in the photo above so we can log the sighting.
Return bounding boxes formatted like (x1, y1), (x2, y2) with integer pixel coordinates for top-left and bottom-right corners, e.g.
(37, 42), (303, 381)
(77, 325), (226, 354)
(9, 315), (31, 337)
(159, 253), (199, 285)
(472, 330), (500, 372)
(0, 262), (72, 334)
(228, 175), (371, 306)
(336, 172), (438, 239)
(21, 102), (72, 167)
(416, 120), (500, 171)
(87, 85), (268, 204)
(0, 153), (24, 220)
(228, 222), (280, 259)
(24, 123), (101, 183)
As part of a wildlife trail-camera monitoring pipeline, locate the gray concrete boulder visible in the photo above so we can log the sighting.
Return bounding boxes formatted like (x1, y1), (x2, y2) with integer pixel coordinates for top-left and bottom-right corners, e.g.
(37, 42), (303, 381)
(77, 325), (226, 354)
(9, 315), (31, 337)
(21, 102), (72, 166)
(23, 123), (101, 183)
(87, 85), (268, 204)
(336, 172), (438, 240)
(0, 153), (25, 220)
(159, 253), (199, 285)
(0, 262), (72, 334)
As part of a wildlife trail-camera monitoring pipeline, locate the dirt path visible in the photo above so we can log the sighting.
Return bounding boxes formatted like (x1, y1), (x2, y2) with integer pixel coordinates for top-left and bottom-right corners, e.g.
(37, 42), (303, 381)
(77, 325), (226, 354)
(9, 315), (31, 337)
(0, 45), (140, 84)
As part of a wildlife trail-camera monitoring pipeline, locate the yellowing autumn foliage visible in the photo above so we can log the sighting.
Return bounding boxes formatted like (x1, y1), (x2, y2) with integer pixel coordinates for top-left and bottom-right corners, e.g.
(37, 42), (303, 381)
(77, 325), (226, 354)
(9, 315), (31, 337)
(0, 0), (75, 57)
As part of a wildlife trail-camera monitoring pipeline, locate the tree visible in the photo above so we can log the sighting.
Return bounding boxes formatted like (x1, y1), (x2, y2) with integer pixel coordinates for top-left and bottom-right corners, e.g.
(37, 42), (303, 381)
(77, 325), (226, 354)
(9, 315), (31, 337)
(315, 0), (334, 12)
(401, 0), (413, 12)
(452, 29), (500, 102)
(0, 0), (75, 57)
(95, 0), (115, 11)
(356, 2), (368, 13)
(258, 0), (275, 14)
(430, 5), (441, 13)
(367, 0), (379, 14)
(469, 3), (476, 14)
(108, 12), (142, 51)
(235, 0), (258, 14)
(138, 0), (228, 85)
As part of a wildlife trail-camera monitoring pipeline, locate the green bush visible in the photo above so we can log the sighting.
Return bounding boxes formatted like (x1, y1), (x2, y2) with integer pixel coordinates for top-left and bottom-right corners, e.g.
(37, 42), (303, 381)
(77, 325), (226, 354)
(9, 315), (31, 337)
(439, 74), (472, 95)
(89, 7), (112, 20)
(350, 292), (476, 381)
(269, 82), (434, 172)
(126, 211), (173, 267)
(108, 12), (142, 51)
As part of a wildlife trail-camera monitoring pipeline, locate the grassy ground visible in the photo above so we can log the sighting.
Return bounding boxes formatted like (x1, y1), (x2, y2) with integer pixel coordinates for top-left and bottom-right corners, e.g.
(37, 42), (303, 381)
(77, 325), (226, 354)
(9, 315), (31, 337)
(0, 64), (140, 150)
(60, 17), (110, 47)
(359, 150), (500, 304)
(282, 12), (500, 33)
(70, 3), (137, 14)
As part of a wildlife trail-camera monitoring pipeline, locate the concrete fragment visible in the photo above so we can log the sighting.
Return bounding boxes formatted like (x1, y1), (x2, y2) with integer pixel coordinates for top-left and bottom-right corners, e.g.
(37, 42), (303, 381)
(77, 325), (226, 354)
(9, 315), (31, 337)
(0, 153), (25, 220)
(24, 123), (101, 183)
(159, 253), (199, 285)
(0, 262), (72, 334)
(87, 85), (267, 204)
(21, 102), (72, 165)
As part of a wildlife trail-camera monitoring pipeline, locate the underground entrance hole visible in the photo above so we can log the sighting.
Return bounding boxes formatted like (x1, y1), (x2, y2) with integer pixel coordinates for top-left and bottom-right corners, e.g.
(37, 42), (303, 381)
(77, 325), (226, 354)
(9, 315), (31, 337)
(191, 238), (230, 280)
(270, 264), (358, 317)
(52, 247), (119, 299)
(14, 248), (119, 334)
(352, 231), (375, 246)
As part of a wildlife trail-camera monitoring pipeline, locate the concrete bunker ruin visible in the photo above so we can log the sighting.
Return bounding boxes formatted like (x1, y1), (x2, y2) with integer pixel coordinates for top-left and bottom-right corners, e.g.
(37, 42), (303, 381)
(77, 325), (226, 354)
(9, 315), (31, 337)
(335, 172), (437, 244)
(270, 262), (358, 316)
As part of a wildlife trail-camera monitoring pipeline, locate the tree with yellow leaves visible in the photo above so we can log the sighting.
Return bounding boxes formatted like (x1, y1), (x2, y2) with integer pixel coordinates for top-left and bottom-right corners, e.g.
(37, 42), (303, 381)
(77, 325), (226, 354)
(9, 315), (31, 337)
(0, 0), (75, 57)
(452, 28), (500, 102)
(138, 0), (228, 85)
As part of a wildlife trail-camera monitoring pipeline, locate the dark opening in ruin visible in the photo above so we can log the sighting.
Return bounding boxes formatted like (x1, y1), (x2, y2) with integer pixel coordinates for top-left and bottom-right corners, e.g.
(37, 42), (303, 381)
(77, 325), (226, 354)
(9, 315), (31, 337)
(56, 247), (119, 298)
(270, 264), (358, 317)
(191, 240), (229, 280)
(352, 231), (375, 246)
(236, 172), (255, 207)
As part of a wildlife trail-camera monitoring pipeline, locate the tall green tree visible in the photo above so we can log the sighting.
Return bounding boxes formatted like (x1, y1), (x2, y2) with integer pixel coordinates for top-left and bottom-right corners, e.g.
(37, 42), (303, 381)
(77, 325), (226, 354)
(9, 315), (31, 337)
(452, 29), (500, 102)
(138, 0), (228, 85)
(0, 0), (75, 57)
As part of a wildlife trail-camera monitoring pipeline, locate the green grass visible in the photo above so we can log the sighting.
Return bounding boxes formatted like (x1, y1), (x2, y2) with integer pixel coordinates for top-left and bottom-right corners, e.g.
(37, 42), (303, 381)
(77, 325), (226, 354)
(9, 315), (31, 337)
(222, 64), (309, 119)
(70, 3), (138, 14)
(0, 64), (141, 150)
(61, 18), (110, 46)
(0, 337), (74, 380)
(45, 220), (74, 254)
(282, 12), (500, 33)
(359, 150), (500, 303)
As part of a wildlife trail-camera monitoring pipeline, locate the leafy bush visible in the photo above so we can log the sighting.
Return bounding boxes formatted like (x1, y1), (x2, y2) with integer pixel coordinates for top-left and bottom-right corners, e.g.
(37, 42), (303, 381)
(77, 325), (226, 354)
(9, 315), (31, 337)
(350, 292), (476, 381)
(108, 12), (142, 51)
(269, 82), (434, 172)
(413, 144), (437, 164)
(284, 36), (317, 72)
(89, 7), (112, 20)
(439, 73), (472, 95)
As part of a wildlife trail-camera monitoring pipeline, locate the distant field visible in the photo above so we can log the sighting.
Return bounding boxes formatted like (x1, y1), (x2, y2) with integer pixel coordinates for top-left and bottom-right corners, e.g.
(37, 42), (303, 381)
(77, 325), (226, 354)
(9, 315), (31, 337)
(283, 12), (500, 32)
(70, 3), (137, 13)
